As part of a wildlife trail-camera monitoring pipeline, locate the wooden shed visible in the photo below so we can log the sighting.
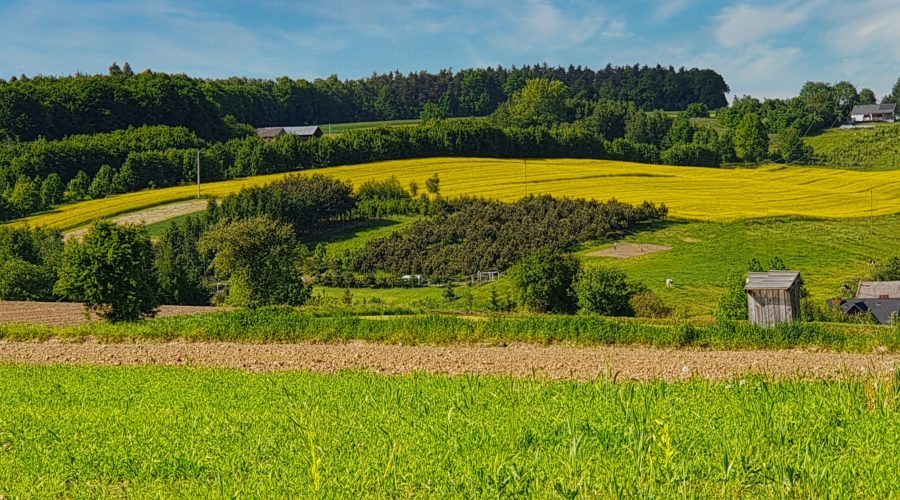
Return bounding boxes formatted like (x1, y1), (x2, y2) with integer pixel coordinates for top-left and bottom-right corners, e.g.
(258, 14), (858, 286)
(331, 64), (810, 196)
(744, 271), (801, 327)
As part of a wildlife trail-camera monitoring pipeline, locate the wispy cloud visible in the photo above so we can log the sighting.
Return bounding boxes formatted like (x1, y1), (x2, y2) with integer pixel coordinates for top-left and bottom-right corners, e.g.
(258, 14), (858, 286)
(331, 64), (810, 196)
(653, 0), (692, 21)
(491, 0), (629, 55)
(713, 1), (821, 47)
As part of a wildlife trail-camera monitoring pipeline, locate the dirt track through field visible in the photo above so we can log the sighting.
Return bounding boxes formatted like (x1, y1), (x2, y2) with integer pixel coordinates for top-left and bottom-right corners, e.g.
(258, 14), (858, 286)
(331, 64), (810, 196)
(1, 339), (897, 381)
(586, 243), (671, 259)
(63, 199), (208, 241)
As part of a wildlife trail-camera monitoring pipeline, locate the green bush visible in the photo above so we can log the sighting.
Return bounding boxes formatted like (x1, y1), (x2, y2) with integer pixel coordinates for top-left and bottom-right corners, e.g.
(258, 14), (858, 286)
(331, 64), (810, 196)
(685, 102), (709, 118)
(575, 266), (641, 316)
(629, 290), (673, 318)
(717, 270), (748, 321)
(0, 259), (57, 301)
(0, 226), (63, 300)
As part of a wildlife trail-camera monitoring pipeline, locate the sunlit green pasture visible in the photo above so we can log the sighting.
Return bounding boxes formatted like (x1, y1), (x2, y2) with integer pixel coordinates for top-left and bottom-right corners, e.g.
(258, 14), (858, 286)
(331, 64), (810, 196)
(1, 365), (898, 497)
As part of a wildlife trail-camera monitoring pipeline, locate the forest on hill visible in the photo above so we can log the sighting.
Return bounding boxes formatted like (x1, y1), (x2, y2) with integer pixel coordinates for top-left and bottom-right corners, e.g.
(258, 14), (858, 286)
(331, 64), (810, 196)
(0, 63), (729, 141)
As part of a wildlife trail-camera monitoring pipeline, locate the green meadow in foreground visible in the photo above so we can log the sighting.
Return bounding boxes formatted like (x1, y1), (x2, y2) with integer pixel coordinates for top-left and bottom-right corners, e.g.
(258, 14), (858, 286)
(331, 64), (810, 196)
(1, 308), (899, 353)
(0, 366), (898, 497)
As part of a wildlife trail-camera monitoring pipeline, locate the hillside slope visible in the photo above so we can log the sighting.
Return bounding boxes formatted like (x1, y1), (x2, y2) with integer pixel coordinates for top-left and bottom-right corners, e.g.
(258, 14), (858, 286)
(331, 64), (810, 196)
(8, 157), (900, 230)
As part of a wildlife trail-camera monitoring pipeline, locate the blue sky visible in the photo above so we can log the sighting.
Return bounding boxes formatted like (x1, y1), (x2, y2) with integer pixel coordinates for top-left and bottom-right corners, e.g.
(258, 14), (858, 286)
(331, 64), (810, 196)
(1, 0), (899, 99)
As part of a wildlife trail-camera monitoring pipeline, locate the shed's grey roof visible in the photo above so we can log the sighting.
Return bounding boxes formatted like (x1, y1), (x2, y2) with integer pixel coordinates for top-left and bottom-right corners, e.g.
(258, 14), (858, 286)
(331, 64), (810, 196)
(744, 271), (801, 291)
(282, 126), (322, 136)
(850, 103), (896, 115)
(255, 127), (285, 138)
(856, 281), (900, 299)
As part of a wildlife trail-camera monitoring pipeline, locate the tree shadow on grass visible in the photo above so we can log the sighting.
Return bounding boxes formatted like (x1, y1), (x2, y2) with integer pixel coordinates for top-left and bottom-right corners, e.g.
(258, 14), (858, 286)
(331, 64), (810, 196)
(303, 218), (405, 246)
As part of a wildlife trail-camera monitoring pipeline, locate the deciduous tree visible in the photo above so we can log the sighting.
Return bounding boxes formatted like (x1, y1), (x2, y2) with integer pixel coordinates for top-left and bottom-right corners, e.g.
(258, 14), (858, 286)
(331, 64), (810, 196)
(734, 112), (768, 162)
(508, 249), (580, 314)
(199, 215), (311, 307)
(56, 221), (159, 322)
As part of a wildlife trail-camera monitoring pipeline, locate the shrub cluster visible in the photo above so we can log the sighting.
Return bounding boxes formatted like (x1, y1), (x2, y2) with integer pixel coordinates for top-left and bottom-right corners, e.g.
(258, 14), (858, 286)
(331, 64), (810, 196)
(336, 195), (666, 281)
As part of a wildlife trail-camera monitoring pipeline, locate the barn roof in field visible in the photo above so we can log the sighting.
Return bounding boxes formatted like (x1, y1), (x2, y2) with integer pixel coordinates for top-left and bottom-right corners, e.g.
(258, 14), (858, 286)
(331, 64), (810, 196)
(856, 281), (900, 299)
(282, 126), (322, 136)
(850, 103), (896, 115)
(255, 127), (285, 138)
(255, 126), (322, 138)
(744, 271), (801, 291)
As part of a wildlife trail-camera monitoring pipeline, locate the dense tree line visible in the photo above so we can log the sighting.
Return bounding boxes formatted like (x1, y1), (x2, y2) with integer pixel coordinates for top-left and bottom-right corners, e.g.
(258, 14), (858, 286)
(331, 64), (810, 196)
(332, 195), (667, 281)
(0, 63), (729, 142)
(0, 125), (206, 184)
(0, 111), (729, 222)
(0, 226), (63, 301)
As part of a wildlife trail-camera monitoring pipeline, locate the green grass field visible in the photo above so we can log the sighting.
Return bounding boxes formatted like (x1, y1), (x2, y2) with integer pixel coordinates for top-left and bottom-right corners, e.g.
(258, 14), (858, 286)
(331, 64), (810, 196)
(581, 215), (900, 315)
(321, 118), (422, 135)
(805, 123), (900, 170)
(1, 365), (898, 497)
(312, 216), (418, 254)
(144, 213), (197, 237)
(3, 308), (898, 352)
(297, 214), (900, 317)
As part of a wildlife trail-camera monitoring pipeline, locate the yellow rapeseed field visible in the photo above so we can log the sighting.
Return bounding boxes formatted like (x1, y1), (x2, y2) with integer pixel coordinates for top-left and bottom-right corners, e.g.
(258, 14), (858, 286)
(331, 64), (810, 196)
(11, 158), (900, 230)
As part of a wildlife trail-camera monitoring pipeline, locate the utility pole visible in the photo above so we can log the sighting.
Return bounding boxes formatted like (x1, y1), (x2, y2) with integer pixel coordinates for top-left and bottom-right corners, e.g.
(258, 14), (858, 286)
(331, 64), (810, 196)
(524, 159), (527, 197)
(196, 149), (201, 199)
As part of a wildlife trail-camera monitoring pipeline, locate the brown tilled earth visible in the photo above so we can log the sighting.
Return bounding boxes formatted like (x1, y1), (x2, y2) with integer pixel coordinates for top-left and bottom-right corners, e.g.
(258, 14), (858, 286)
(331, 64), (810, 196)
(0, 301), (228, 327)
(1, 339), (897, 381)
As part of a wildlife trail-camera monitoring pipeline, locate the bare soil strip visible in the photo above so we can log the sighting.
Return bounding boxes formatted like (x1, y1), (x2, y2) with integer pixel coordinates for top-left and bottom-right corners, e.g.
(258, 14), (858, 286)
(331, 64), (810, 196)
(0, 301), (228, 327)
(586, 243), (671, 259)
(1, 339), (896, 381)
(63, 199), (208, 241)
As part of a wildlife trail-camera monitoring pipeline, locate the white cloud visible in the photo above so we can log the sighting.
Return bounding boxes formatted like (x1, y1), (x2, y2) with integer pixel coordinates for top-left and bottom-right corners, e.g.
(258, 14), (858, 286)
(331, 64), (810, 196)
(693, 43), (805, 98)
(824, 0), (900, 96)
(654, 0), (691, 21)
(491, 0), (629, 54)
(713, 1), (821, 47)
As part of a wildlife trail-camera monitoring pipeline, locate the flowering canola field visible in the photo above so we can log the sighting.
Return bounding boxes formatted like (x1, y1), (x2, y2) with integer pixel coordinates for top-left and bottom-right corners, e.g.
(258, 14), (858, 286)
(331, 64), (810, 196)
(11, 158), (900, 230)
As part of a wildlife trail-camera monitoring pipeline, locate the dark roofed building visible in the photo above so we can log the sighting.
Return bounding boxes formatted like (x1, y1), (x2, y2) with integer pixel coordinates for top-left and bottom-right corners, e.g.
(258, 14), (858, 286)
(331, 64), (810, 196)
(864, 299), (900, 325)
(255, 126), (323, 140)
(849, 103), (896, 123)
(840, 299), (868, 315)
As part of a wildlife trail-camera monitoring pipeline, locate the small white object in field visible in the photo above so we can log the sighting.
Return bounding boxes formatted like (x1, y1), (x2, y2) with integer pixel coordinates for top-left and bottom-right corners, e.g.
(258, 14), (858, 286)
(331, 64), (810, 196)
(681, 365), (690, 375)
(666, 278), (674, 288)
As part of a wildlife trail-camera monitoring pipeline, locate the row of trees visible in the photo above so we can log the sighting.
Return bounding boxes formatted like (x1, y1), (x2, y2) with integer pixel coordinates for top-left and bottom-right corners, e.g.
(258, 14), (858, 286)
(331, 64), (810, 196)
(0, 63), (729, 141)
